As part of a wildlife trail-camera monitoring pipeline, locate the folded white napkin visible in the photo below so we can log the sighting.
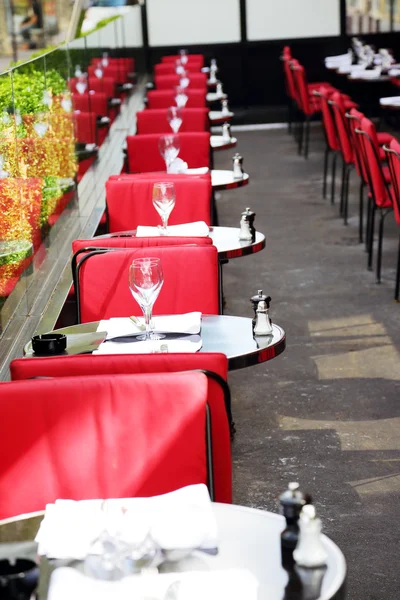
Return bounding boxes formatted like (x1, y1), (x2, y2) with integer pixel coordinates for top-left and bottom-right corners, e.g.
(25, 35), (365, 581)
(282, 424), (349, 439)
(97, 313), (202, 338)
(36, 484), (217, 560)
(325, 52), (352, 63)
(185, 167), (209, 175)
(167, 158), (188, 173)
(349, 68), (381, 79)
(93, 337), (202, 355)
(380, 96), (400, 106)
(136, 222), (209, 237)
(388, 68), (400, 77)
(48, 567), (259, 600)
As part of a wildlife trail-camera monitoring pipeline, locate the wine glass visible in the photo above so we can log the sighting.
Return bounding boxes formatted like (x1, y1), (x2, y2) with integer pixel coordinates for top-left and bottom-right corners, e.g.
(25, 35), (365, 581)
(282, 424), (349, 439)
(129, 258), (164, 340)
(179, 49), (188, 65)
(167, 106), (182, 133)
(174, 86), (188, 108)
(158, 134), (180, 172)
(152, 182), (176, 235)
(175, 59), (186, 76)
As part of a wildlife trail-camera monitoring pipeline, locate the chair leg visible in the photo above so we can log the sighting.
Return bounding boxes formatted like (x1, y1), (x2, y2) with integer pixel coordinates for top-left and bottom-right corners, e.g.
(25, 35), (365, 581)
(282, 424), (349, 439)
(376, 211), (390, 284)
(298, 117), (304, 155)
(331, 152), (337, 205)
(343, 165), (352, 226)
(367, 205), (376, 271)
(304, 117), (311, 159)
(395, 234), (400, 301)
(322, 147), (330, 199)
(365, 195), (372, 253)
(359, 181), (365, 244)
(340, 159), (346, 217)
(287, 100), (293, 134)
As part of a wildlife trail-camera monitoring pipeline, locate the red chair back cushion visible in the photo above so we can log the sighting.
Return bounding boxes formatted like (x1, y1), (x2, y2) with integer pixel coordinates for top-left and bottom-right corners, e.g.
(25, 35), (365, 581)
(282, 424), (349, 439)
(0, 372), (208, 519)
(155, 74), (207, 90)
(331, 92), (353, 164)
(388, 139), (400, 226)
(360, 117), (391, 208)
(154, 64), (202, 75)
(136, 108), (209, 134)
(319, 87), (339, 152)
(10, 354), (232, 503)
(77, 245), (219, 322)
(126, 132), (210, 173)
(162, 55), (204, 67)
(147, 90), (206, 109)
(73, 92), (108, 117)
(105, 174), (212, 230)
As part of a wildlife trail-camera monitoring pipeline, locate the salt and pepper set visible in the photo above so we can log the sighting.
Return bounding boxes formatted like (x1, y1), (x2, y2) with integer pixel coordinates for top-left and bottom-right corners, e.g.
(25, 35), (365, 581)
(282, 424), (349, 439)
(221, 98), (231, 116)
(239, 207), (255, 241)
(208, 58), (218, 84)
(222, 122), (232, 143)
(279, 482), (328, 600)
(232, 153), (244, 179)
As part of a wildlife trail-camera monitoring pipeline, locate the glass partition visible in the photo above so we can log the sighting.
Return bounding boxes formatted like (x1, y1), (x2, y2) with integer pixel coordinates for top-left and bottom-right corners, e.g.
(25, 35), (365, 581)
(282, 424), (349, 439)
(0, 11), (141, 336)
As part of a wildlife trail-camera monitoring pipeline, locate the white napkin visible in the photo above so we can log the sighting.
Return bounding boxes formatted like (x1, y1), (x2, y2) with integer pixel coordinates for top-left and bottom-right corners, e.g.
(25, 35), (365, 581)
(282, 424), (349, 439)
(185, 167), (209, 175)
(388, 68), (400, 77)
(167, 158), (188, 174)
(350, 68), (381, 80)
(36, 484), (217, 560)
(48, 568), (259, 600)
(380, 96), (400, 106)
(93, 337), (202, 355)
(136, 222), (209, 237)
(325, 52), (352, 63)
(97, 314), (202, 338)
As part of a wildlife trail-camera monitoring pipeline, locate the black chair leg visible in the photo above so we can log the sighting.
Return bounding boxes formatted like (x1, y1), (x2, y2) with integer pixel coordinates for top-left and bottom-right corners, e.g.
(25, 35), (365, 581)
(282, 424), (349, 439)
(365, 195), (372, 253)
(359, 181), (365, 243)
(395, 234), (400, 301)
(304, 117), (311, 159)
(376, 211), (385, 284)
(331, 152), (337, 205)
(298, 118), (304, 155)
(340, 160), (346, 217)
(368, 205), (376, 271)
(322, 147), (330, 199)
(287, 100), (293, 134)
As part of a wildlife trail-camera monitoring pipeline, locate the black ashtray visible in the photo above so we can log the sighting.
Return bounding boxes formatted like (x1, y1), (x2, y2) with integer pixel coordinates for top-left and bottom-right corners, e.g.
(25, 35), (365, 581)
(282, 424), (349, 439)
(0, 558), (39, 599)
(32, 333), (67, 356)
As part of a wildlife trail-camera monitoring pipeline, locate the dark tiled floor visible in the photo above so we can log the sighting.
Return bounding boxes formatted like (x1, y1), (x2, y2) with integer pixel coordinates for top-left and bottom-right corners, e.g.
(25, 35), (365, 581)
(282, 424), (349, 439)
(214, 125), (400, 600)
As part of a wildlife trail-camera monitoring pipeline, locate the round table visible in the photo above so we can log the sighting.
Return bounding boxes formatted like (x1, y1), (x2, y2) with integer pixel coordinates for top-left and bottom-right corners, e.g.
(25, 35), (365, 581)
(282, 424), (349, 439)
(209, 110), (234, 125)
(96, 226), (265, 261)
(23, 316), (285, 371)
(211, 169), (249, 191)
(0, 504), (346, 600)
(210, 135), (237, 151)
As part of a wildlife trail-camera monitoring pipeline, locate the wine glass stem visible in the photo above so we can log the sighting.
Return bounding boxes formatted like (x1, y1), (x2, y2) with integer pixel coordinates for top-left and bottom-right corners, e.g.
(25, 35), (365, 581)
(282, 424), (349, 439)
(161, 216), (168, 233)
(144, 306), (152, 339)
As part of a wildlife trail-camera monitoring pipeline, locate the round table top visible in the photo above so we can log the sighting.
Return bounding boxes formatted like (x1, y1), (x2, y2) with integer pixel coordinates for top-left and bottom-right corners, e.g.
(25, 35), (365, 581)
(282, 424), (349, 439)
(24, 315), (286, 371)
(211, 169), (249, 190)
(210, 135), (237, 151)
(209, 110), (234, 124)
(96, 226), (265, 261)
(0, 504), (346, 600)
(206, 92), (228, 102)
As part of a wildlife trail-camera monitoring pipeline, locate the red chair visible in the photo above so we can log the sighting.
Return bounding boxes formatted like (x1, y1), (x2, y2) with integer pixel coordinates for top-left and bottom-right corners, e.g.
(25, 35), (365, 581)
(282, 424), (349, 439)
(154, 64), (202, 76)
(355, 117), (393, 282)
(72, 92), (108, 118)
(105, 174), (212, 231)
(162, 55), (204, 67)
(88, 64), (128, 84)
(384, 139), (400, 300)
(73, 111), (108, 146)
(126, 132), (211, 173)
(75, 245), (220, 322)
(147, 90), (207, 109)
(313, 87), (341, 203)
(0, 372), (214, 519)
(155, 74), (207, 90)
(87, 76), (118, 99)
(10, 354), (232, 503)
(136, 108), (209, 134)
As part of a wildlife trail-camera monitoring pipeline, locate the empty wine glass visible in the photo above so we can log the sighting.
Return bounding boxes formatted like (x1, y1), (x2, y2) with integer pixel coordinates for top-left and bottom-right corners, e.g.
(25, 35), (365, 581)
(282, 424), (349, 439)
(167, 106), (182, 133)
(174, 86), (188, 108)
(129, 258), (164, 340)
(152, 182), (176, 234)
(158, 134), (180, 172)
(179, 49), (188, 65)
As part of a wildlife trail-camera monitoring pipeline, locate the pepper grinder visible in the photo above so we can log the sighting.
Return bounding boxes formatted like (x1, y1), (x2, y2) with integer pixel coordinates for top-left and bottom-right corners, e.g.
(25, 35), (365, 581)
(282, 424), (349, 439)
(279, 482), (306, 563)
(239, 207), (256, 241)
(222, 122), (232, 142)
(232, 153), (244, 179)
(221, 98), (230, 116)
(293, 505), (328, 568)
(250, 290), (270, 327)
(253, 300), (273, 336)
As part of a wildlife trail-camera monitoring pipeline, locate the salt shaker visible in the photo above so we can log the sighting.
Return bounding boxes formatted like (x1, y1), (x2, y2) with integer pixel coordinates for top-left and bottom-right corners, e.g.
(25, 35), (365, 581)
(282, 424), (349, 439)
(232, 153), (244, 179)
(253, 300), (273, 336)
(293, 505), (328, 568)
(250, 290), (269, 326)
(216, 82), (224, 97)
(222, 122), (232, 142)
(239, 207), (255, 241)
(221, 98), (230, 116)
